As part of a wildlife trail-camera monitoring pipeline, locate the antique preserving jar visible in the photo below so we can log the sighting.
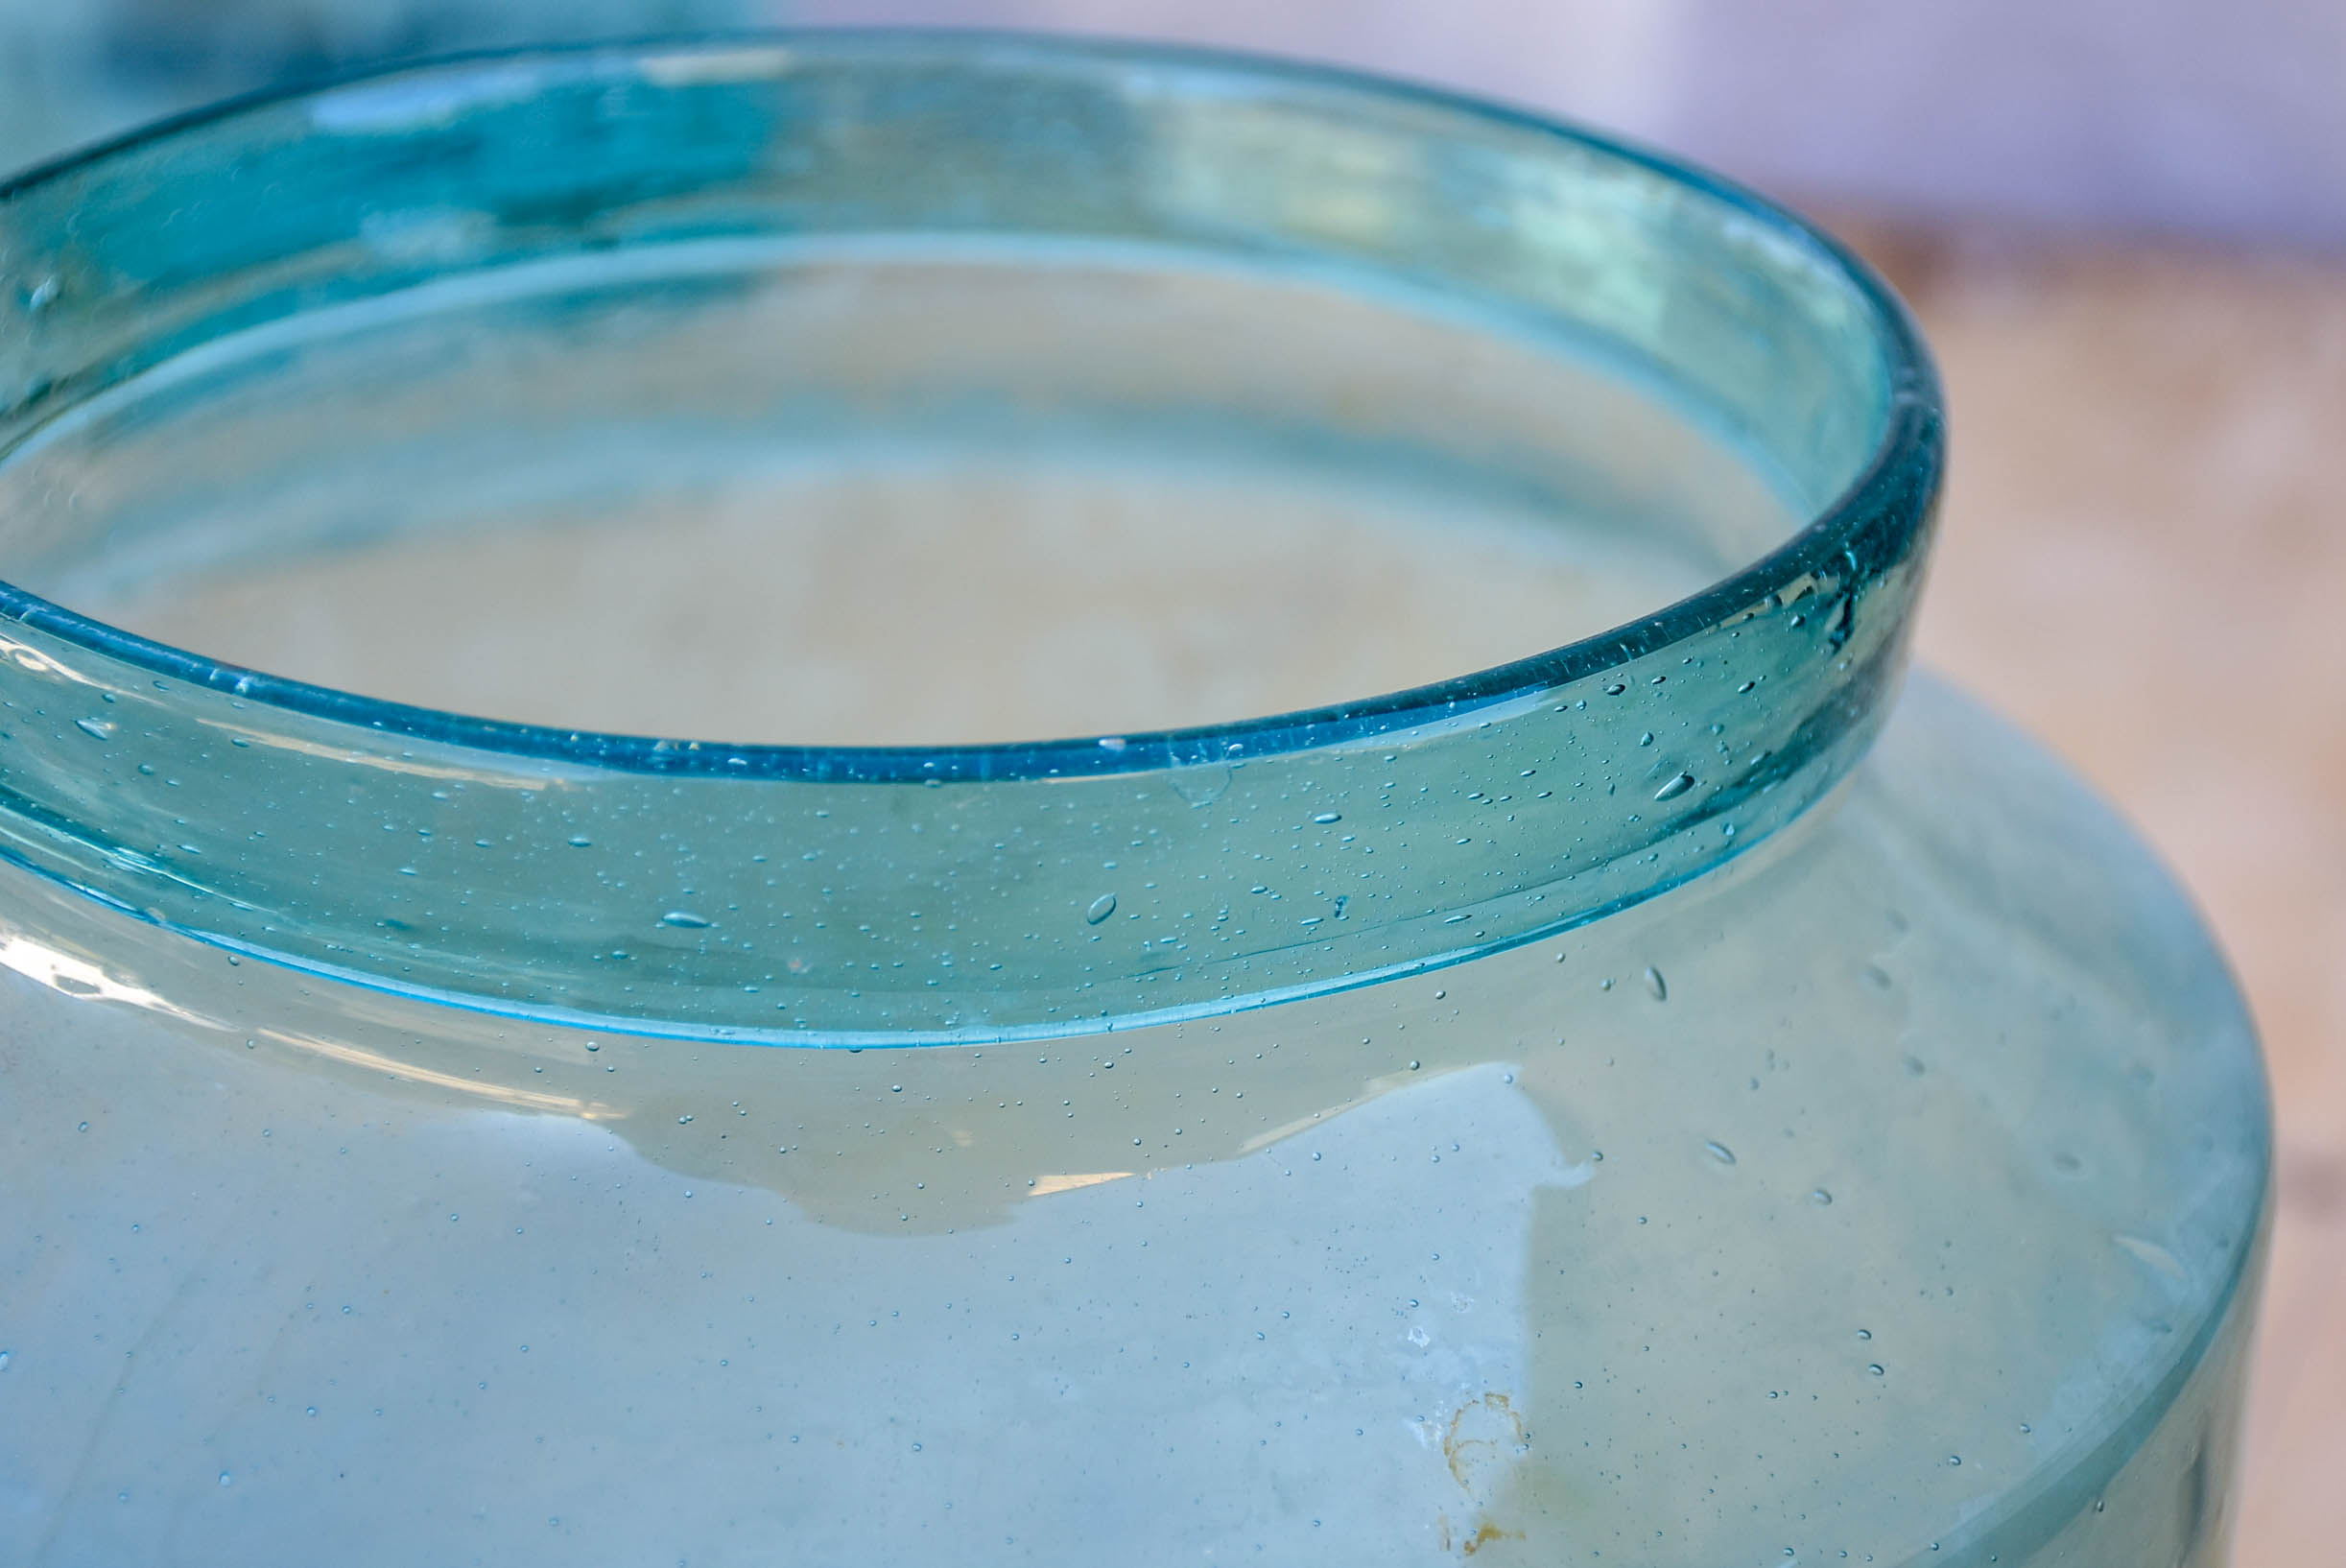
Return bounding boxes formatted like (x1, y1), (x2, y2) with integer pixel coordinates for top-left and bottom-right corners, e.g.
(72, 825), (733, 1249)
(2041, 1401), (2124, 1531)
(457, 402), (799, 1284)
(0, 35), (2266, 1568)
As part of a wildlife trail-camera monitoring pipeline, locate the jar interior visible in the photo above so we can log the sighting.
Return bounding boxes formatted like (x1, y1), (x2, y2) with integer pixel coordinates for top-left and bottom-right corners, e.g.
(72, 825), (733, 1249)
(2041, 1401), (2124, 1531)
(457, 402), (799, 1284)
(0, 40), (1897, 749)
(1, 240), (1795, 745)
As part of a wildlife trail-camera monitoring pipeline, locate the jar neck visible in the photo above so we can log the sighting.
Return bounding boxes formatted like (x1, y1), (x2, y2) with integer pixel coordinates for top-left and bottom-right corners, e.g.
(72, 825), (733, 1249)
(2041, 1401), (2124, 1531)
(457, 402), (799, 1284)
(0, 36), (1941, 1043)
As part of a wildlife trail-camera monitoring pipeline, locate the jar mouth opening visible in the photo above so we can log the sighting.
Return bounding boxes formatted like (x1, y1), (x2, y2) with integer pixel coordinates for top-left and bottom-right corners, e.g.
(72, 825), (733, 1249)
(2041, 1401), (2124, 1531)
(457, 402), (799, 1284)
(0, 31), (1940, 786)
(0, 33), (1943, 1042)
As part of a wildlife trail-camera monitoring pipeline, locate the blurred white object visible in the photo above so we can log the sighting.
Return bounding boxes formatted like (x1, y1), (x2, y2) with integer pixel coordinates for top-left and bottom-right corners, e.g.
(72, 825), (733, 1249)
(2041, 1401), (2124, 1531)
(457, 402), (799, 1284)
(0, 0), (752, 171)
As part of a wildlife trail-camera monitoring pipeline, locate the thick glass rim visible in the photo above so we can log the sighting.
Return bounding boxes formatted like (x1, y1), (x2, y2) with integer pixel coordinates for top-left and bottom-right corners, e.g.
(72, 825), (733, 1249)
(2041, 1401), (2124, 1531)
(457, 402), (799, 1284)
(0, 29), (1942, 786)
(0, 31), (1946, 1039)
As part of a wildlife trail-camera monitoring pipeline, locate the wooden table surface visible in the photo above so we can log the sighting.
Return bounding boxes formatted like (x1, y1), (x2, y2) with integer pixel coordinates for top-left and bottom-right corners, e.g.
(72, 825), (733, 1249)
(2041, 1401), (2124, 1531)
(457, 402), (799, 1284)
(1837, 220), (2346, 1565)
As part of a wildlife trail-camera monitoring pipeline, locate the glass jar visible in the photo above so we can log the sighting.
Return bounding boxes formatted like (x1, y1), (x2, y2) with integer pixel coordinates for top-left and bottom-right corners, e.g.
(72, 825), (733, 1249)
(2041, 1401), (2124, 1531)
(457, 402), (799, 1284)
(0, 35), (2265, 1568)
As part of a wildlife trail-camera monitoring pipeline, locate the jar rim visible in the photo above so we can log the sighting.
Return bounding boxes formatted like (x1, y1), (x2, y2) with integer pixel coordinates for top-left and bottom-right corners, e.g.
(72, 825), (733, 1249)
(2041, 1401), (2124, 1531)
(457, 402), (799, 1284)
(0, 30), (1941, 786)
(0, 32), (1945, 1041)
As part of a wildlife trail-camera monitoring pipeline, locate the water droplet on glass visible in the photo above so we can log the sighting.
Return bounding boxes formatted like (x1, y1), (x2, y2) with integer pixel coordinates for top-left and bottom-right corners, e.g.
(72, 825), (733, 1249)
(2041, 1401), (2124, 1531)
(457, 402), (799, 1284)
(1705, 1140), (1737, 1165)
(1085, 893), (1118, 925)
(1312, 811), (1341, 824)
(218, 1472), (232, 1487)
(567, 835), (592, 848)
(1869, 1364), (1885, 1376)
(1811, 1188), (1834, 1206)
(74, 717), (113, 740)
(1654, 772), (1695, 801)
(660, 910), (711, 929)
(1644, 965), (1668, 1000)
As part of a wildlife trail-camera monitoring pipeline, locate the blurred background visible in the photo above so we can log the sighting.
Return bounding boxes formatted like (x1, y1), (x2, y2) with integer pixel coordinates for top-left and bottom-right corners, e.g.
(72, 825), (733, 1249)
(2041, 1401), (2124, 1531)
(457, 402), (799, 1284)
(4, 1), (2340, 1558)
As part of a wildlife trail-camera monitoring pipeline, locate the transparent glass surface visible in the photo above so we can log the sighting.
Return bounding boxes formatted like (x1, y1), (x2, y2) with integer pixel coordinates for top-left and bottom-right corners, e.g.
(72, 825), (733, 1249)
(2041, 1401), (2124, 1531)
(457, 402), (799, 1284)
(0, 36), (2265, 1567)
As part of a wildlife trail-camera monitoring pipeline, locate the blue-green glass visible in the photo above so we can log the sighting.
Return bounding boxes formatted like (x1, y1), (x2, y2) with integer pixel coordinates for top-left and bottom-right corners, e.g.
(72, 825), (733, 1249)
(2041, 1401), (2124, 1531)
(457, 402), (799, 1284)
(0, 35), (2263, 1568)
